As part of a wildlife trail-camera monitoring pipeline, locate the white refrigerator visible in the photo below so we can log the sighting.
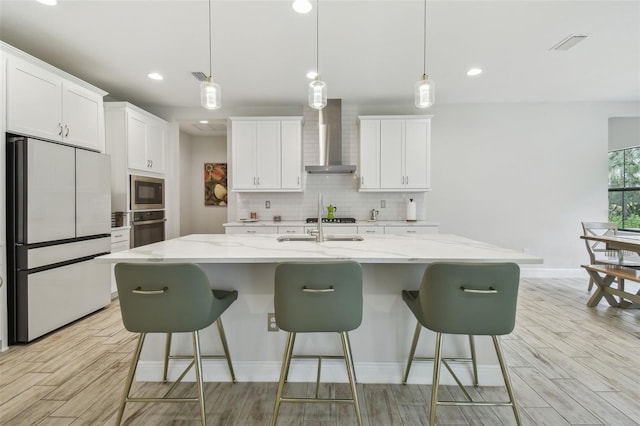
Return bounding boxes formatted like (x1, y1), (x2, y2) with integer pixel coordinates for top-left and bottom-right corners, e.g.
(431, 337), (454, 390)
(6, 136), (112, 343)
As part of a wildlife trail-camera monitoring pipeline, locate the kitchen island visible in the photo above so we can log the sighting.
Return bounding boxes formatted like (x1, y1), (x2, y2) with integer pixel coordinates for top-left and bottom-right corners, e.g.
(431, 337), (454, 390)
(97, 233), (542, 385)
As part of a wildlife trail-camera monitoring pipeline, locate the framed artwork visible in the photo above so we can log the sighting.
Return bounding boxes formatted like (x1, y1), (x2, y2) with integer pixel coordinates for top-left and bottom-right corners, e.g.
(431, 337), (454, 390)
(204, 163), (227, 206)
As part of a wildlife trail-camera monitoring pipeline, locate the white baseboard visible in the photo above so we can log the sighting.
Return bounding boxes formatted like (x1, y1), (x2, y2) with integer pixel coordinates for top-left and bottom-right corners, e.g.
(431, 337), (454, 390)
(520, 267), (585, 278)
(135, 359), (507, 386)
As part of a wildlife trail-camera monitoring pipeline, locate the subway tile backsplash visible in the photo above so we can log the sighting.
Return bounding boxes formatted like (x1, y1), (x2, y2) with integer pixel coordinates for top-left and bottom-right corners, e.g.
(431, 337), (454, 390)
(236, 103), (428, 222)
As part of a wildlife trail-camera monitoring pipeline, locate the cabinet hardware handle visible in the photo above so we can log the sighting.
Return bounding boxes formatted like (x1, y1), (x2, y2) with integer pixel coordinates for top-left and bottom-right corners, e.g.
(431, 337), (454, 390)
(297, 176), (300, 185)
(366, 230), (375, 233)
(133, 286), (168, 295)
(257, 176), (260, 185)
(406, 230), (417, 233)
(303, 286), (334, 293)
(113, 234), (123, 238)
(361, 176), (364, 185)
(461, 286), (498, 294)
(58, 123), (63, 136)
(406, 176), (409, 185)
(0, 276), (3, 288)
(286, 230), (295, 233)
(247, 230), (257, 233)
(64, 125), (69, 137)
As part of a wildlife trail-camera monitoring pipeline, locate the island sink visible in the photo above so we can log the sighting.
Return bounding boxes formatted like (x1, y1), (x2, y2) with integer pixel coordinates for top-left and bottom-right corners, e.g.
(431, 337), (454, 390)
(277, 235), (364, 242)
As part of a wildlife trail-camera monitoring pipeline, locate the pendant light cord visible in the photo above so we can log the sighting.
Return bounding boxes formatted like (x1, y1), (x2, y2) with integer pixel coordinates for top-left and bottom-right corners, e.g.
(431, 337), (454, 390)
(316, 0), (320, 74)
(208, 0), (212, 78)
(422, 0), (427, 76)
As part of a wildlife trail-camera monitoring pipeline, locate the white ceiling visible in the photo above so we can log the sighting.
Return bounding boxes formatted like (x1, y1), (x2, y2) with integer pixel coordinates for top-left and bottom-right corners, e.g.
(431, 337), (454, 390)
(0, 0), (639, 135)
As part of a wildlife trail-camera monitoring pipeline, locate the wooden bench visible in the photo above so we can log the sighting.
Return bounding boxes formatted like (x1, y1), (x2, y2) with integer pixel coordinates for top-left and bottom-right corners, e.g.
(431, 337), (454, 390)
(581, 264), (640, 308)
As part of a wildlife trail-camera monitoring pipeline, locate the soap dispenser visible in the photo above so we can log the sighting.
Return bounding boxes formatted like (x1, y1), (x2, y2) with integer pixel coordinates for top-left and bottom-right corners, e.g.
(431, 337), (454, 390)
(407, 198), (417, 222)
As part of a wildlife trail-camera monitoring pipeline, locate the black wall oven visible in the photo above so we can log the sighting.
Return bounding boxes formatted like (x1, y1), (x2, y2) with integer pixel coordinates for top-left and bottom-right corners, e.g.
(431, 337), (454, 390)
(130, 174), (164, 210)
(131, 210), (166, 247)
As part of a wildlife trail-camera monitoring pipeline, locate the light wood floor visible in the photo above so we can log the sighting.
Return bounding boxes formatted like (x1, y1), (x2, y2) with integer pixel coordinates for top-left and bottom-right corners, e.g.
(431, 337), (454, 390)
(1, 277), (639, 425)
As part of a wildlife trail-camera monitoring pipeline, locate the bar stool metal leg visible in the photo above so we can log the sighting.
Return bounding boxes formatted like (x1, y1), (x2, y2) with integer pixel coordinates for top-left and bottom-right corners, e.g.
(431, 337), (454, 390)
(216, 318), (237, 383)
(429, 332), (444, 426)
(341, 331), (362, 426)
(403, 321), (422, 384)
(192, 331), (207, 426)
(163, 333), (172, 383)
(271, 332), (296, 426)
(345, 332), (358, 384)
(116, 333), (146, 426)
(283, 333), (297, 383)
(469, 335), (478, 387)
(492, 335), (522, 426)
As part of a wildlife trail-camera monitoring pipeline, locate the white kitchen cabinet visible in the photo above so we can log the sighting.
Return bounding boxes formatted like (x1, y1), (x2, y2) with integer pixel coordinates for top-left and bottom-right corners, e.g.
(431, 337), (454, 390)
(281, 120), (303, 189)
(119, 106), (166, 174)
(384, 225), (438, 235)
(225, 226), (277, 235)
(230, 117), (303, 192)
(6, 54), (106, 152)
(277, 226), (305, 234)
(357, 225), (384, 235)
(359, 116), (432, 192)
(105, 102), (167, 211)
(359, 119), (381, 190)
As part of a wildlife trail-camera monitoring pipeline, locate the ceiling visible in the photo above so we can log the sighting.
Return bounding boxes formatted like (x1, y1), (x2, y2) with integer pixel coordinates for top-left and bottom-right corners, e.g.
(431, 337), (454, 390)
(0, 0), (639, 136)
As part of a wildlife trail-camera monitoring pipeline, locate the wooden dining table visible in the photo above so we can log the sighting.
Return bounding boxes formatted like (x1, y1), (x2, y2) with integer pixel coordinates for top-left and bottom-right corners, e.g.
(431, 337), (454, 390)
(580, 233), (640, 308)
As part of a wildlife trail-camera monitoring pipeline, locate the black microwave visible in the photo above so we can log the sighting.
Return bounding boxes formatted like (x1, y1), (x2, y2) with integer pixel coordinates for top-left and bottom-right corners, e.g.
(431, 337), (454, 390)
(130, 175), (165, 210)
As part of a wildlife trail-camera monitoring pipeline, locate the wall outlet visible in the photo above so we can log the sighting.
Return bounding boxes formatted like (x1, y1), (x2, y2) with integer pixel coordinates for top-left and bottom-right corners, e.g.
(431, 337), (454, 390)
(381, 200), (386, 208)
(268, 313), (279, 331)
(265, 200), (271, 209)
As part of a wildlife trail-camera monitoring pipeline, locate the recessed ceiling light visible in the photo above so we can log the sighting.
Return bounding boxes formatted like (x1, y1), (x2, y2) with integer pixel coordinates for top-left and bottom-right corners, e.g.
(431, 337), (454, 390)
(306, 71), (318, 79)
(199, 120), (209, 124)
(37, 0), (57, 5)
(292, 0), (312, 14)
(466, 68), (483, 77)
(147, 72), (164, 81)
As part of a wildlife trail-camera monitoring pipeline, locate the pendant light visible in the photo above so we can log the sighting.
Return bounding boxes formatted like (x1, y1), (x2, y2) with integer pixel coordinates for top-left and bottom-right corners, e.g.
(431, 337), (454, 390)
(308, 0), (327, 110)
(414, 0), (434, 108)
(201, 0), (221, 110)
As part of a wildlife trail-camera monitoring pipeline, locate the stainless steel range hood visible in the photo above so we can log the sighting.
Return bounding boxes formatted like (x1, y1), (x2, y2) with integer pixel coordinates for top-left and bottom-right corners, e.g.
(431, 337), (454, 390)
(305, 99), (357, 174)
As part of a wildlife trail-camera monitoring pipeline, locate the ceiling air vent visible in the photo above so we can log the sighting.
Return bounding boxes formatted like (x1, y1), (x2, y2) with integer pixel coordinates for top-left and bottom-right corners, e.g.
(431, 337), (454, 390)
(550, 34), (587, 51)
(192, 71), (208, 82)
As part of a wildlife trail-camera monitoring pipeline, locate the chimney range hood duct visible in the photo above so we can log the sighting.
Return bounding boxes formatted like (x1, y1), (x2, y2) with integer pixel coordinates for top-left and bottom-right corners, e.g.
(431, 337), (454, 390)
(305, 99), (357, 174)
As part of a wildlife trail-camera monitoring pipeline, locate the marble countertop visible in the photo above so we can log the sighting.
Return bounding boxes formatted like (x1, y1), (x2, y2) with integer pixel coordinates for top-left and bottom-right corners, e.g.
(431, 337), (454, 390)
(223, 220), (439, 227)
(97, 233), (542, 265)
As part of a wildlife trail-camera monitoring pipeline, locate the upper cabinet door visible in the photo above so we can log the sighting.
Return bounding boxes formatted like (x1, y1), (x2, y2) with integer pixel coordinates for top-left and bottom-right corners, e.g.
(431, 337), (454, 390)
(231, 120), (257, 190)
(127, 111), (148, 171)
(359, 119), (380, 190)
(281, 120), (302, 190)
(62, 81), (104, 152)
(7, 56), (63, 142)
(27, 139), (76, 243)
(146, 121), (166, 173)
(255, 121), (281, 189)
(379, 119), (405, 189)
(404, 119), (430, 189)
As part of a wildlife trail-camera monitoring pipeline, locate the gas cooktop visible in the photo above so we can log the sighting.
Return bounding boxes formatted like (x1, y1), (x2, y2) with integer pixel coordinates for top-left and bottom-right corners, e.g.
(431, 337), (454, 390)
(305, 217), (357, 224)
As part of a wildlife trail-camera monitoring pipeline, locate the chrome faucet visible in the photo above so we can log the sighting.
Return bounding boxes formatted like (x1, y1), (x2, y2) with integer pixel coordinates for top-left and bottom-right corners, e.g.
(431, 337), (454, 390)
(307, 192), (325, 242)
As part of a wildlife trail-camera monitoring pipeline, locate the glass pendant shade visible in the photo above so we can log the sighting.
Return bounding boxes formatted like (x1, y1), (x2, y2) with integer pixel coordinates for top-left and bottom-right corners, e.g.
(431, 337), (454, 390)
(292, 0), (312, 14)
(414, 75), (435, 108)
(308, 77), (327, 110)
(201, 78), (221, 110)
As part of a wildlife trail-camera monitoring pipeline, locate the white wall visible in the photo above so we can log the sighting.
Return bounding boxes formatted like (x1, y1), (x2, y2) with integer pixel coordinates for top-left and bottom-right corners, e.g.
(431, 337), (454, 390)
(428, 102), (639, 272)
(179, 133), (228, 234)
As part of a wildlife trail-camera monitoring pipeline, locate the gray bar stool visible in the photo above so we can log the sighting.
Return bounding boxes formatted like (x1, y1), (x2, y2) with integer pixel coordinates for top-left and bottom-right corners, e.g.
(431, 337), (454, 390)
(114, 263), (238, 426)
(271, 261), (363, 426)
(402, 262), (522, 426)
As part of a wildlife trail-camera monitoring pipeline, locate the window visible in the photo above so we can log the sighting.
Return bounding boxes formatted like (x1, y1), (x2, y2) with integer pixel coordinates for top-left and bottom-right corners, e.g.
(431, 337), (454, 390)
(608, 147), (640, 229)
